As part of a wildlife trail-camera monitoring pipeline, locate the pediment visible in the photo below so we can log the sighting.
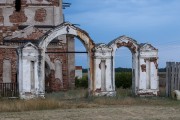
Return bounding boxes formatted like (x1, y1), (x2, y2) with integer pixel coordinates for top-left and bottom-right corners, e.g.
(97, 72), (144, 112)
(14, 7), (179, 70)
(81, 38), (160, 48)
(4, 25), (44, 41)
(140, 43), (157, 51)
(108, 35), (138, 47)
(22, 42), (38, 50)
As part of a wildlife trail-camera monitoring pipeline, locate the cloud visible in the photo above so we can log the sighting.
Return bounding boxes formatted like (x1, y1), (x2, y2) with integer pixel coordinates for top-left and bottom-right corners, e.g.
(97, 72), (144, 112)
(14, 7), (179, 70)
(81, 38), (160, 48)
(65, 0), (180, 68)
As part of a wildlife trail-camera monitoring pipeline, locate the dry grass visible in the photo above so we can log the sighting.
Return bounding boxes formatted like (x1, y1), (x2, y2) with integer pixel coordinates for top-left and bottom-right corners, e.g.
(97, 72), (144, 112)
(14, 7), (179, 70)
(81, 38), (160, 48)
(0, 88), (180, 112)
(0, 99), (59, 112)
(45, 89), (88, 100)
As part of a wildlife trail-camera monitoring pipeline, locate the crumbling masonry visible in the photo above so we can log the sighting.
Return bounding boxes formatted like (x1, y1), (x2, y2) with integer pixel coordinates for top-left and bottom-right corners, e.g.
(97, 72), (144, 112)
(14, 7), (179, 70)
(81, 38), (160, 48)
(0, 0), (159, 99)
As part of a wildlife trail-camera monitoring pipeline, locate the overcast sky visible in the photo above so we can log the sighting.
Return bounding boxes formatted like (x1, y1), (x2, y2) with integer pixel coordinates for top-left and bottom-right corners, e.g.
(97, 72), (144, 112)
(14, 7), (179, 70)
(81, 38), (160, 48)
(64, 0), (180, 68)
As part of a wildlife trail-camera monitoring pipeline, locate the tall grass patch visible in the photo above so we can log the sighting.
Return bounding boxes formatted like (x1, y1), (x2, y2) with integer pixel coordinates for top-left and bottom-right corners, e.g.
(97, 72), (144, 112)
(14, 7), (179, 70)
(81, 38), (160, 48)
(0, 99), (60, 112)
(115, 72), (132, 89)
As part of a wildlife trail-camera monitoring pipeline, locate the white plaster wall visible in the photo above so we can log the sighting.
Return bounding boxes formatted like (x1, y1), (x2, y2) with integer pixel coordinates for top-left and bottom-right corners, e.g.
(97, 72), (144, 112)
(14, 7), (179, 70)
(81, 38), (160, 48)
(22, 59), (31, 92)
(138, 48), (159, 95)
(18, 43), (42, 99)
(139, 58), (147, 89)
(94, 59), (101, 89)
(93, 44), (115, 96)
(2, 7), (13, 26)
(146, 60), (150, 89)
(105, 59), (113, 91)
(150, 62), (158, 89)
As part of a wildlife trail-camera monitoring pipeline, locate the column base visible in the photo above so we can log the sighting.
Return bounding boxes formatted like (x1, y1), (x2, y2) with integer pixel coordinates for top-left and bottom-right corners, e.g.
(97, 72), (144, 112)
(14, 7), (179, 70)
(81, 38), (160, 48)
(137, 89), (159, 97)
(94, 91), (116, 97)
(19, 92), (45, 100)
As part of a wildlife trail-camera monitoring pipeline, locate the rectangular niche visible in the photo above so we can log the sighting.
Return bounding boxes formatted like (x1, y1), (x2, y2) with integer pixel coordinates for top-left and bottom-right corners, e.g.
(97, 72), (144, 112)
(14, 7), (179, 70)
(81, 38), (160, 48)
(3, 59), (11, 83)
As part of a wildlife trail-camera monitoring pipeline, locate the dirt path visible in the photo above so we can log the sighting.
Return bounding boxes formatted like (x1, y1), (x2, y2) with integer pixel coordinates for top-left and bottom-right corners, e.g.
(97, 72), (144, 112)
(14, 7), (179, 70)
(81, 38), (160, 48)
(0, 105), (180, 120)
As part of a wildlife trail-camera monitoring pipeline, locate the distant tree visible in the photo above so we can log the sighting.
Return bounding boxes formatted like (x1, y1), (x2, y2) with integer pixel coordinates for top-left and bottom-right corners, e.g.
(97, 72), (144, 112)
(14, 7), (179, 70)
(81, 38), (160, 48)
(158, 68), (166, 72)
(115, 67), (132, 72)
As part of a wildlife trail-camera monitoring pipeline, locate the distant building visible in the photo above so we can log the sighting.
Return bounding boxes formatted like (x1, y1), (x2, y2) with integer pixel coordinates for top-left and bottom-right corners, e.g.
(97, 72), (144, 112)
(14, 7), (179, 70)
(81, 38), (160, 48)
(75, 66), (83, 79)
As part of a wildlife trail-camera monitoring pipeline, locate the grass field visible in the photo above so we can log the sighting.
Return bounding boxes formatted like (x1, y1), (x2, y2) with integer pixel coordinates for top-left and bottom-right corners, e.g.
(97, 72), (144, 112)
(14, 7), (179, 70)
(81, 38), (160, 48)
(0, 87), (179, 111)
(0, 106), (180, 120)
(0, 72), (179, 119)
(0, 88), (180, 120)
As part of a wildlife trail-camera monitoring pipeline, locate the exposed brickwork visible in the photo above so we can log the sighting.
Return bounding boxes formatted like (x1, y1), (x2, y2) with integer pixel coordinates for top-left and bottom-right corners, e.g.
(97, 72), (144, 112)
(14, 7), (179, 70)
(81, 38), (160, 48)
(141, 64), (146, 72)
(34, 8), (47, 22)
(0, 48), (17, 83)
(0, 32), (3, 45)
(48, 0), (59, 6)
(150, 57), (158, 69)
(48, 70), (63, 92)
(46, 47), (69, 91)
(12, 28), (44, 40)
(0, 25), (19, 37)
(21, 0), (27, 6)
(9, 10), (27, 23)
(0, 8), (4, 23)
(117, 41), (137, 53)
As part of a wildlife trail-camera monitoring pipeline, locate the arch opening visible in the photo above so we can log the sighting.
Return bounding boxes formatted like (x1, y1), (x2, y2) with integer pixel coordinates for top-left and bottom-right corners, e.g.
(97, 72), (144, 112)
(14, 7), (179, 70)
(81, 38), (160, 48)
(38, 22), (95, 96)
(74, 38), (89, 89)
(108, 36), (139, 95)
(115, 47), (133, 95)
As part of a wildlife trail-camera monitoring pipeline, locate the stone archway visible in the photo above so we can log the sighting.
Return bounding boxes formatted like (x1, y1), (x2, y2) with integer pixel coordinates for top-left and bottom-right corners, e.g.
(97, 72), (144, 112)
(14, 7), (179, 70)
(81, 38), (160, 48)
(39, 22), (95, 98)
(108, 35), (159, 96)
(108, 35), (139, 95)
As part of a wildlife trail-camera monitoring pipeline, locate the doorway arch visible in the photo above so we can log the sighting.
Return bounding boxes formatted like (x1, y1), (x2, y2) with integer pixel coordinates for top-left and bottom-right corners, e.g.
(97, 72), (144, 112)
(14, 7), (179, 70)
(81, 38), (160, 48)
(108, 35), (139, 94)
(38, 22), (95, 96)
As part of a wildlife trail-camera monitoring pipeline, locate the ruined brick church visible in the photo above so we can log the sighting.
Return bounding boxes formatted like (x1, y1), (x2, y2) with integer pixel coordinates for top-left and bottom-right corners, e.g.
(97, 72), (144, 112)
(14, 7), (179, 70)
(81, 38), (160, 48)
(0, 0), (75, 92)
(0, 0), (159, 99)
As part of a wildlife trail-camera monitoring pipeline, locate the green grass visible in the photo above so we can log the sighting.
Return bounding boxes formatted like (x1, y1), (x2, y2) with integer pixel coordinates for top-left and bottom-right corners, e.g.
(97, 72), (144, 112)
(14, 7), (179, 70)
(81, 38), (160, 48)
(115, 72), (132, 89)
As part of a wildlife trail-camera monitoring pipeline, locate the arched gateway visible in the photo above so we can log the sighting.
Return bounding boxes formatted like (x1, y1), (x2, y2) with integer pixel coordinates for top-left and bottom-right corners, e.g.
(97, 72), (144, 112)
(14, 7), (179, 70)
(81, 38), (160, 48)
(17, 22), (159, 99)
(108, 36), (159, 95)
(17, 22), (95, 99)
(108, 36), (139, 95)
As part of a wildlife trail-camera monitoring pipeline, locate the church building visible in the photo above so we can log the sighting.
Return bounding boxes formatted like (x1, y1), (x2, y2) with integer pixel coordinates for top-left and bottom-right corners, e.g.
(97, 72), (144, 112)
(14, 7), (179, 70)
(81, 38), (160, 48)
(0, 0), (75, 92)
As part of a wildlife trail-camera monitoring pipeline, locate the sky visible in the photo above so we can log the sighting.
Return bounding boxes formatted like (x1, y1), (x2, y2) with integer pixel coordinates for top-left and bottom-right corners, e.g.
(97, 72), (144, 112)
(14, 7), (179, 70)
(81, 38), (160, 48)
(63, 0), (180, 68)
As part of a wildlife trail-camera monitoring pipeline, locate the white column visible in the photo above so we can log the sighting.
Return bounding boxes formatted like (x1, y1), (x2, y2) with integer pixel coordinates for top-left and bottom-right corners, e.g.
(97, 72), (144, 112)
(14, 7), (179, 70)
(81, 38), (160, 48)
(93, 44), (115, 96)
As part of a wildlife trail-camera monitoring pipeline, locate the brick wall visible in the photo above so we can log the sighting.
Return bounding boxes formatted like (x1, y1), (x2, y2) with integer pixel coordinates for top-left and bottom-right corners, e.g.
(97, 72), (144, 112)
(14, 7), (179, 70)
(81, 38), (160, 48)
(0, 0), (72, 92)
(0, 48), (17, 83)
(0, 8), (3, 23)
(46, 46), (69, 91)
(0, 45), (70, 92)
